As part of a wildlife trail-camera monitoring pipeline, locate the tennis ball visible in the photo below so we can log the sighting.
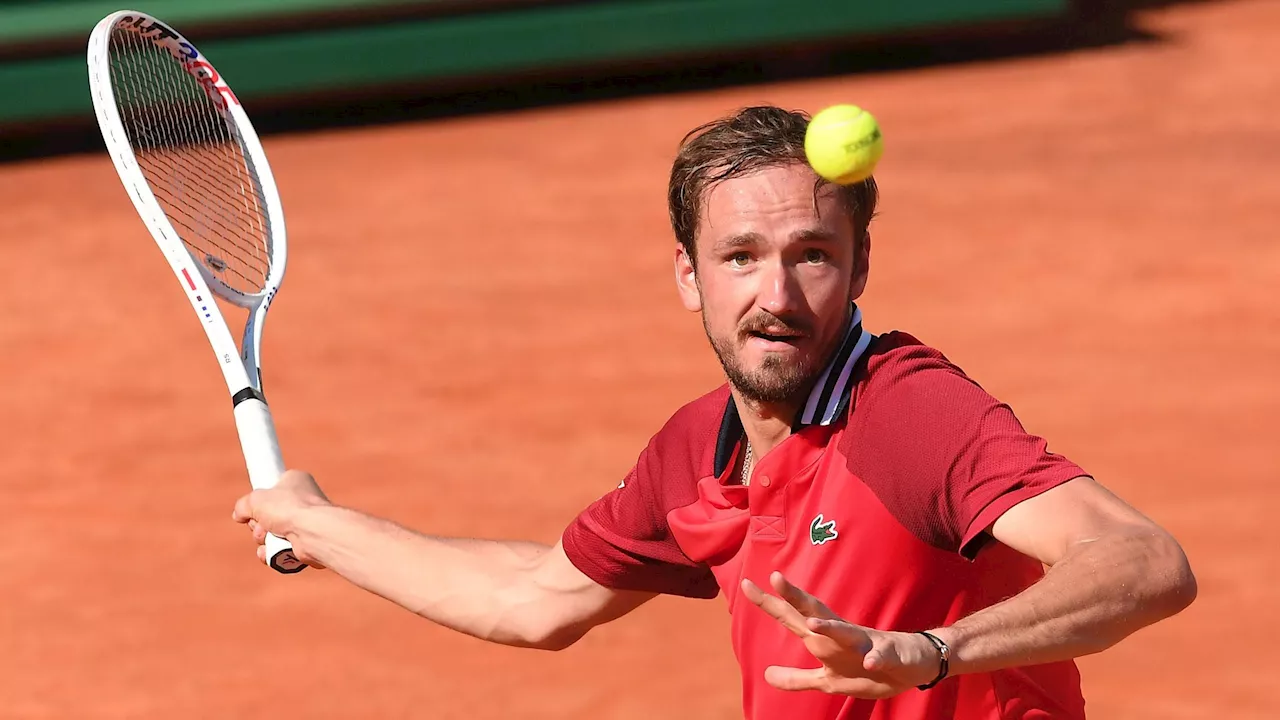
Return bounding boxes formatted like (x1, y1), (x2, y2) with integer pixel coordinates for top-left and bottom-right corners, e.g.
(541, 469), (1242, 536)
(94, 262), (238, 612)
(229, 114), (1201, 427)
(804, 104), (884, 185)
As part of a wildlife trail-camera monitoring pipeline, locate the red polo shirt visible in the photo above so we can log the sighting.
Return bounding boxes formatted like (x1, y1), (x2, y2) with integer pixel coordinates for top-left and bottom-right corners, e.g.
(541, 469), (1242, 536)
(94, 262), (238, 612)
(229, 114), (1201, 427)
(562, 319), (1088, 719)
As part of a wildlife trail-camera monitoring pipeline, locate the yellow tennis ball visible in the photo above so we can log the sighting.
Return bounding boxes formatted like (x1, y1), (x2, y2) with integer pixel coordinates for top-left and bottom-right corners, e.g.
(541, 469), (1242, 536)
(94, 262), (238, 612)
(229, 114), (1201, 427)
(804, 104), (884, 185)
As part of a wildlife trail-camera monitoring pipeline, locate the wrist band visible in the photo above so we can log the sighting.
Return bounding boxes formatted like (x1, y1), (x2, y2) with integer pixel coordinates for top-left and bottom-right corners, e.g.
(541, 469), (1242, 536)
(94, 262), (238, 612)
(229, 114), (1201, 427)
(916, 631), (950, 690)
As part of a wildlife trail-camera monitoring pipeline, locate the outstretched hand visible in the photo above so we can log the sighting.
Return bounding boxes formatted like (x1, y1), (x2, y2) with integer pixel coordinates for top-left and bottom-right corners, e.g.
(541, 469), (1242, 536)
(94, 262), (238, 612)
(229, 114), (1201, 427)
(741, 572), (944, 699)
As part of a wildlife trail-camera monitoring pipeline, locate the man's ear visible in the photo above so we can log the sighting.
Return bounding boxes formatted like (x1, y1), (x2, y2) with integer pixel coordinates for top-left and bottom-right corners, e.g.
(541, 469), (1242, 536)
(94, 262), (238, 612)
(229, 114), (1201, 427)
(675, 243), (702, 312)
(850, 233), (871, 301)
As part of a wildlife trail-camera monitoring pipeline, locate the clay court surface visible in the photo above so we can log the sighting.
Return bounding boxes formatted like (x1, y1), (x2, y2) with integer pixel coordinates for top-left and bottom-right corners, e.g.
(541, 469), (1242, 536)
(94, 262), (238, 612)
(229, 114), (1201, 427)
(1, 0), (1276, 717)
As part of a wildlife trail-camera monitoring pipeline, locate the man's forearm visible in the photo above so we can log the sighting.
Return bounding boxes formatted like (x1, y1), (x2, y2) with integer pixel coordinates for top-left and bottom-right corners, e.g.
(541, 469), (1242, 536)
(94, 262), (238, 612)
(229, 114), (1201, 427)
(289, 505), (560, 648)
(934, 530), (1196, 675)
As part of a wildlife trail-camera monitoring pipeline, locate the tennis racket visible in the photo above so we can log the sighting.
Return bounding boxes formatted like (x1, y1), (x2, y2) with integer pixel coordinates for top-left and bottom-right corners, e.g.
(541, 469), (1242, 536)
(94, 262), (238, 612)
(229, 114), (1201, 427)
(87, 10), (305, 574)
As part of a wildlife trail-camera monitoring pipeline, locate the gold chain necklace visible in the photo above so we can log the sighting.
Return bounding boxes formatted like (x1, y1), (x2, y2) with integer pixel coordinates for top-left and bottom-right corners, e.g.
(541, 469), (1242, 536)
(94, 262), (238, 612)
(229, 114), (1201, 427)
(741, 441), (753, 486)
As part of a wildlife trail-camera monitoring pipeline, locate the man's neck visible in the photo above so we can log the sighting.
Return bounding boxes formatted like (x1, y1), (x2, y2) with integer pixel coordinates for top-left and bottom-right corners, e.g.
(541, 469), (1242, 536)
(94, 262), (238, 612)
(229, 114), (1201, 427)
(731, 302), (865, 461)
(730, 388), (802, 459)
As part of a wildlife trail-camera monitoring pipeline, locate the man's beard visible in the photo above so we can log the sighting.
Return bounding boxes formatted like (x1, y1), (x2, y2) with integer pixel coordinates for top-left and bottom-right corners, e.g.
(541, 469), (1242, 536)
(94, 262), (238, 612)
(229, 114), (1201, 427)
(706, 311), (825, 405)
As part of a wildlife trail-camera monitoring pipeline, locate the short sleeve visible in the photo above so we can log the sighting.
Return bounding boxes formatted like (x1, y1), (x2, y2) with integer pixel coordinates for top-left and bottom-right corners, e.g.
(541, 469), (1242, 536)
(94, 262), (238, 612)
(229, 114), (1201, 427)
(562, 428), (721, 599)
(845, 339), (1090, 559)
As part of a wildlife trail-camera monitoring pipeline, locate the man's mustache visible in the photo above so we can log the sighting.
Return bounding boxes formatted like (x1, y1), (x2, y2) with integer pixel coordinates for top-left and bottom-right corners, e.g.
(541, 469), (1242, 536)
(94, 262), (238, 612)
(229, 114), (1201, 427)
(739, 312), (812, 337)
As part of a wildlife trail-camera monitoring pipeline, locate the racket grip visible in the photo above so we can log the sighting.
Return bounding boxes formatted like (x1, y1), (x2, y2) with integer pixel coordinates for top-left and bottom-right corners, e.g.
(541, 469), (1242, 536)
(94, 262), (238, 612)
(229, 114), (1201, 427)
(233, 395), (308, 574)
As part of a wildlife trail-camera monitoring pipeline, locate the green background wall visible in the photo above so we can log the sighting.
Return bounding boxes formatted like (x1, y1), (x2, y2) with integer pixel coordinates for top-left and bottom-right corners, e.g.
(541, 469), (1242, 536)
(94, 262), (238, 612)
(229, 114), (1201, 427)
(0, 0), (1067, 128)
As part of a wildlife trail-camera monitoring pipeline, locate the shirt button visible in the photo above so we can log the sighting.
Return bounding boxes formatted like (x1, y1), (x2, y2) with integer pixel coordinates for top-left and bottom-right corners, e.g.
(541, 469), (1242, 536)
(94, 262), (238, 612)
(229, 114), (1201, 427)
(759, 475), (772, 487)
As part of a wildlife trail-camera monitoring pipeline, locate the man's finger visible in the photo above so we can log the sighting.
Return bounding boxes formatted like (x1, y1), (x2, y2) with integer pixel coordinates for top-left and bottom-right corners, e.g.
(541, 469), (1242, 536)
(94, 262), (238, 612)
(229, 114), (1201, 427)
(742, 579), (812, 637)
(232, 493), (255, 523)
(767, 666), (897, 699)
(807, 617), (873, 654)
(763, 665), (830, 692)
(772, 572), (839, 620)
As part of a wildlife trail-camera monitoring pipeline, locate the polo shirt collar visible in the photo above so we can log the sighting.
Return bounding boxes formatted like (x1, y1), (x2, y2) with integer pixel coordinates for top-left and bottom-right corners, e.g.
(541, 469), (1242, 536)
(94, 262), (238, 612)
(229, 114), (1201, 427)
(712, 305), (873, 476)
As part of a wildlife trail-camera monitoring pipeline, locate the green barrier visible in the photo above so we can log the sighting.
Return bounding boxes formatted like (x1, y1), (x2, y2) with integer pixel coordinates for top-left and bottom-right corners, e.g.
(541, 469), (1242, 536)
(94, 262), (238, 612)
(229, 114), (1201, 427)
(0, 0), (407, 45)
(0, 0), (1066, 127)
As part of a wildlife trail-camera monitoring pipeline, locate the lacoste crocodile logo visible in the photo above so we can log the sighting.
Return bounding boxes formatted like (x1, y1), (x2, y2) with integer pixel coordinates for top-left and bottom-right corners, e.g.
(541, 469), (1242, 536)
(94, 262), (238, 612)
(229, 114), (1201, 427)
(809, 514), (838, 545)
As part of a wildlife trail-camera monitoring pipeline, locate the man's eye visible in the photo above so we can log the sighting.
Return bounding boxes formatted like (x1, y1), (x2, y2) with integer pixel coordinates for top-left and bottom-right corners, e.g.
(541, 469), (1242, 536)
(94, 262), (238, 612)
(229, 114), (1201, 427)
(804, 248), (828, 264)
(730, 253), (751, 267)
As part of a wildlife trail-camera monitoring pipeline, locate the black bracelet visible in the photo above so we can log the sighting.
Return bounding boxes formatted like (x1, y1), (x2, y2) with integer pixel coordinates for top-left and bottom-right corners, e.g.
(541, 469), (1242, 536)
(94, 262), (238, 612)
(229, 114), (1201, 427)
(916, 631), (950, 690)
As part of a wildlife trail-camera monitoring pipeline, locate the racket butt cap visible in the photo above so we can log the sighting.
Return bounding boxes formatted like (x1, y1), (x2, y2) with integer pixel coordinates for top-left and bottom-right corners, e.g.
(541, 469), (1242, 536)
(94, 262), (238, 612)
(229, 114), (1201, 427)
(265, 532), (306, 574)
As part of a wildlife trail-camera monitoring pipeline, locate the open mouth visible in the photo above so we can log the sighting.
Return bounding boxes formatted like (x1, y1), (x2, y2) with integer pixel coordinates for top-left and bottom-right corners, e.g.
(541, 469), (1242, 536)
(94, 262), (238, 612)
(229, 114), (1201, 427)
(748, 330), (804, 345)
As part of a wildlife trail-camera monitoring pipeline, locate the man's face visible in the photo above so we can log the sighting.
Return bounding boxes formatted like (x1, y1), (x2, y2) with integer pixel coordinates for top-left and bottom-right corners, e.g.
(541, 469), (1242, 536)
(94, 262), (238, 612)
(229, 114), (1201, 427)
(675, 163), (869, 406)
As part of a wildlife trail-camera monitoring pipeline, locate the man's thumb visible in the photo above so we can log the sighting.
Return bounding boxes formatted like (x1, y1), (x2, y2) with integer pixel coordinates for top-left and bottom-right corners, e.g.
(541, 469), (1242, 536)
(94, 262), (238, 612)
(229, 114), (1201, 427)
(862, 647), (901, 673)
(231, 492), (256, 523)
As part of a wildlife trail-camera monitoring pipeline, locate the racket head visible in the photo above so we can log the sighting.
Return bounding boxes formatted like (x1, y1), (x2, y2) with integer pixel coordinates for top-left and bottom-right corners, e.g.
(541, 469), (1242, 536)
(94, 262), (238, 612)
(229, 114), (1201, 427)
(87, 10), (287, 314)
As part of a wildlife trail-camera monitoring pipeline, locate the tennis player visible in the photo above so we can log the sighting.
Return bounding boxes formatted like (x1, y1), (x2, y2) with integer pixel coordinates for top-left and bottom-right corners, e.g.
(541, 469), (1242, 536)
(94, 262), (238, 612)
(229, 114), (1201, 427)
(234, 106), (1196, 719)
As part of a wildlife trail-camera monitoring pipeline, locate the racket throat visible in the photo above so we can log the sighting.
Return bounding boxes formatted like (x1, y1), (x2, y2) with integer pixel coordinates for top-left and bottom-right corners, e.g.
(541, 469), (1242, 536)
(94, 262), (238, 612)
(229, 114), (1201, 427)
(231, 386), (267, 407)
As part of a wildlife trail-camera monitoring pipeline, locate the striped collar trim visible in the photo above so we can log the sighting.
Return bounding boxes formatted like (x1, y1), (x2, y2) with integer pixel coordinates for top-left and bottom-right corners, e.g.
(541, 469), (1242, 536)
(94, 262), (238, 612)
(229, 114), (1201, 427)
(795, 305), (872, 428)
(712, 306), (873, 477)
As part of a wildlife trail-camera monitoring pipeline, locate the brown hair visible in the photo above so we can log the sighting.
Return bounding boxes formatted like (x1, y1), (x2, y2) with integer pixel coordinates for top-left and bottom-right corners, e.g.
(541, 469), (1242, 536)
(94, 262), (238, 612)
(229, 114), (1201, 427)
(668, 105), (878, 268)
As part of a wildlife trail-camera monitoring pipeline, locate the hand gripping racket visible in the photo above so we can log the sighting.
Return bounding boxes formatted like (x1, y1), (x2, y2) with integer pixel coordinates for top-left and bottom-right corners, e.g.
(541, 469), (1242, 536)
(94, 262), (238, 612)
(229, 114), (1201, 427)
(88, 10), (305, 573)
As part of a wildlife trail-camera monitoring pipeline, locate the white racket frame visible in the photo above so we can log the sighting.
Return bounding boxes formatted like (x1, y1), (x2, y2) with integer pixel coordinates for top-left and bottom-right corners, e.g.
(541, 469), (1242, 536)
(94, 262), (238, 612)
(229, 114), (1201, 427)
(87, 9), (304, 574)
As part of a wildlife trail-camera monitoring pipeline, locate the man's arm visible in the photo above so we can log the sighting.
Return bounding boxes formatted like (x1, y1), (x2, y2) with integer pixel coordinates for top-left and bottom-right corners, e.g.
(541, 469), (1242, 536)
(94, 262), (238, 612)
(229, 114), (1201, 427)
(931, 475), (1197, 674)
(234, 471), (655, 651)
(743, 476), (1197, 698)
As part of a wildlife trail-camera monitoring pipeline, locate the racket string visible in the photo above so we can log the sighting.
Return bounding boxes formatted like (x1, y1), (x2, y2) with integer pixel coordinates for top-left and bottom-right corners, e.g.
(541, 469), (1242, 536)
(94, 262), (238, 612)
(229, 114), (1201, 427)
(142, 152), (272, 281)
(117, 36), (268, 286)
(108, 26), (273, 296)
(133, 31), (270, 269)
(112, 39), (257, 270)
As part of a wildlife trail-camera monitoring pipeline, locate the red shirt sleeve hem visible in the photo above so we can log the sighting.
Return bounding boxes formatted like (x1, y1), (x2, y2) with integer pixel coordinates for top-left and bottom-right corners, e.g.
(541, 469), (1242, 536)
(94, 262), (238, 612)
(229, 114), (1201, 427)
(560, 520), (721, 599)
(561, 522), (618, 590)
(959, 470), (1093, 560)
